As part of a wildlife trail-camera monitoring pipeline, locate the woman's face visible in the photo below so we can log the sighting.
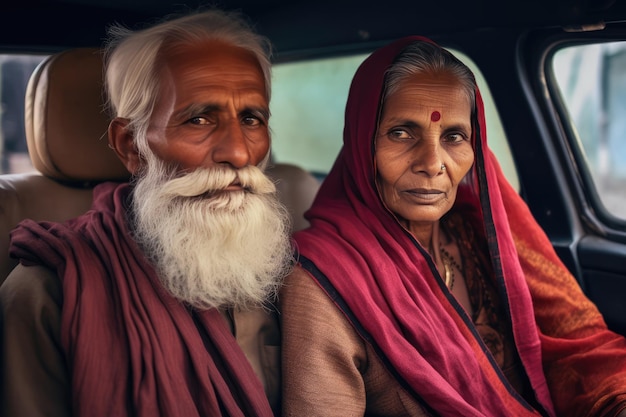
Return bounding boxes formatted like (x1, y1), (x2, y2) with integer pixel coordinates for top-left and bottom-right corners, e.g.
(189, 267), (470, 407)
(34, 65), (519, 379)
(375, 72), (474, 228)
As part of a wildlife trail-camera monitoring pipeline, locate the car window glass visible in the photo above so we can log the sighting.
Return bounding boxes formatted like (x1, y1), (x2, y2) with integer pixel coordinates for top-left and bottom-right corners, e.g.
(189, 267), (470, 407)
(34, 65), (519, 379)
(270, 48), (519, 190)
(0, 54), (47, 174)
(552, 41), (626, 221)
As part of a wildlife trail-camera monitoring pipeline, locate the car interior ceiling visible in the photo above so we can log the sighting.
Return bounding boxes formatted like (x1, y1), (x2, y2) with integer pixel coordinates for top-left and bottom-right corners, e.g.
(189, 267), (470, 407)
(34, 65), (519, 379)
(1, 0), (626, 55)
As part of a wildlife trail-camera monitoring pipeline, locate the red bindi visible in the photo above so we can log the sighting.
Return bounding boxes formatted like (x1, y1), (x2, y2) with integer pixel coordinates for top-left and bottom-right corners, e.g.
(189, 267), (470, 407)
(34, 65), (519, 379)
(431, 111), (441, 122)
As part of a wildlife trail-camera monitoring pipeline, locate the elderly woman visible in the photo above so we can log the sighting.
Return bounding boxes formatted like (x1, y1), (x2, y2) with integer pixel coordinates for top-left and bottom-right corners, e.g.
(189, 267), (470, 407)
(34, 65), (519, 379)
(280, 36), (626, 416)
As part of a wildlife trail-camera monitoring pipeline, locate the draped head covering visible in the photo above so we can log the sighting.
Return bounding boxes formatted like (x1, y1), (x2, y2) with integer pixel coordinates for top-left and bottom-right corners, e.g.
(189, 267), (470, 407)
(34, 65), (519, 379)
(293, 36), (556, 416)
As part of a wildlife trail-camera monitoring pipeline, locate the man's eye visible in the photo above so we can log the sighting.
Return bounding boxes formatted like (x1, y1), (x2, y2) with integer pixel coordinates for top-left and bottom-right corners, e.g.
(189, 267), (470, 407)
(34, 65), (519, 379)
(188, 116), (210, 125)
(242, 116), (262, 126)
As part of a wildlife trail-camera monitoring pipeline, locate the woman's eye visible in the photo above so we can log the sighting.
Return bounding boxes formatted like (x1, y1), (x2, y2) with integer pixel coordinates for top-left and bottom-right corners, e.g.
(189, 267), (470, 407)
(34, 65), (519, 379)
(445, 132), (468, 143)
(388, 129), (411, 140)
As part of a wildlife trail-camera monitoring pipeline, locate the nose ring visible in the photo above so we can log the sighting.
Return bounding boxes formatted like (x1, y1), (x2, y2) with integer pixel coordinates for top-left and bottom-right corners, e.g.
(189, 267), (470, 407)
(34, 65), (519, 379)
(440, 163), (446, 172)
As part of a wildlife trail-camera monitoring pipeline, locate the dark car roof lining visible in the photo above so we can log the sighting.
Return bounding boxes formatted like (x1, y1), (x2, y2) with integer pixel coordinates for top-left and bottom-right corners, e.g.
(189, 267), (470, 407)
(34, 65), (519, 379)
(1, 0), (626, 58)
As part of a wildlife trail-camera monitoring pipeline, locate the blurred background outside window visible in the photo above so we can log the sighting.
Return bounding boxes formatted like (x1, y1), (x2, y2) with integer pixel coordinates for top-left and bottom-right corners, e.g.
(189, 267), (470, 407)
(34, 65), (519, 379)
(0, 54), (46, 174)
(553, 41), (626, 221)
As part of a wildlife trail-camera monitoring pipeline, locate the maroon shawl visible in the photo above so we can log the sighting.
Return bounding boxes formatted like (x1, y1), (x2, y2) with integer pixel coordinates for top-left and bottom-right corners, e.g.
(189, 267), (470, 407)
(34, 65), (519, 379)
(10, 182), (274, 417)
(293, 36), (556, 416)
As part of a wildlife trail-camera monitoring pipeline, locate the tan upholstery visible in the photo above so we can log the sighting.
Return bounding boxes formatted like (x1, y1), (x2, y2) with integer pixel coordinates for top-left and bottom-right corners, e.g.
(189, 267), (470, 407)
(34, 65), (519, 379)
(0, 47), (320, 284)
(25, 48), (129, 182)
(267, 162), (319, 233)
(0, 175), (94, 280)
(0, 48), (130, 282)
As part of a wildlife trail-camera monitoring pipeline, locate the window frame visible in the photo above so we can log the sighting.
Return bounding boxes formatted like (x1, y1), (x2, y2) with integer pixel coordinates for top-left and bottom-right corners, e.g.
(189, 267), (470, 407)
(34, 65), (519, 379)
(543, 35), (626, 237)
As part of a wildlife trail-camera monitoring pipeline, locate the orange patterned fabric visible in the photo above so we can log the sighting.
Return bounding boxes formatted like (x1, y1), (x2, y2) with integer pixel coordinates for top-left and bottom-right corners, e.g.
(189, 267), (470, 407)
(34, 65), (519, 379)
(497, 167), (626, 417)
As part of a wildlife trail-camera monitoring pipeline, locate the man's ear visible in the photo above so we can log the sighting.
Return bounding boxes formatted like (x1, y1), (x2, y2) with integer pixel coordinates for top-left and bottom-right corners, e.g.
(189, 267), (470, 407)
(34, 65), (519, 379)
(108, 117), (142, 175)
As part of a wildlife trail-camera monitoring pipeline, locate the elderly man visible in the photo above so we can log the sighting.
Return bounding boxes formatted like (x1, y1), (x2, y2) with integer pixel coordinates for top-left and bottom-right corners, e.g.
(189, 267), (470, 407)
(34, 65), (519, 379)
(0, 8), (293, 417)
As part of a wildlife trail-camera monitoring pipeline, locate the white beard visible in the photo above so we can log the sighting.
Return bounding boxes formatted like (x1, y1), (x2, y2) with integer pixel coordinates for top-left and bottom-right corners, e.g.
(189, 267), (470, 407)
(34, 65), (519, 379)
(131, 154), (294, 310)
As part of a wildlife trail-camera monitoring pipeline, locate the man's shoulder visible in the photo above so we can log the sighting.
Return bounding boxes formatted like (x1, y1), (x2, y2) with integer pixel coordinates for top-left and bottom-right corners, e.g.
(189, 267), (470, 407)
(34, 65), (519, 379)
(0, 264), (61, 315)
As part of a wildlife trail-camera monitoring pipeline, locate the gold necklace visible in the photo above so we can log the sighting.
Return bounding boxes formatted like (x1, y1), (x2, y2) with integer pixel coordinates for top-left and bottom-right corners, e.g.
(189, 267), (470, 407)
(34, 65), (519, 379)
(440, 244), (456, 290)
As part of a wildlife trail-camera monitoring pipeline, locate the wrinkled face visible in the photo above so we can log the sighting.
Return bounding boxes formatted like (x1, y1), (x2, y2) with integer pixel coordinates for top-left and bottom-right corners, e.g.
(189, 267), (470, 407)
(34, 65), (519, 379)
(146, 40), (270, 173)
(375, 72), (474, 228)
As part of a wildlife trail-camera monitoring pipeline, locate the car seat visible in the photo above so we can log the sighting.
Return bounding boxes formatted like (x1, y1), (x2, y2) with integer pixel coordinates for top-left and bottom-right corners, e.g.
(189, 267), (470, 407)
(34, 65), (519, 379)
(0, 47), (320, 285)
(0, 48), (129, 283)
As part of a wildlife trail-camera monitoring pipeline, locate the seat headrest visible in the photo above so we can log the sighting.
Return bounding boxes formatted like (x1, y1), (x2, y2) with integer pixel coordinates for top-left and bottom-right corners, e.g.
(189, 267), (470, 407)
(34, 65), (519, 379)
(24, 47), (130, 184)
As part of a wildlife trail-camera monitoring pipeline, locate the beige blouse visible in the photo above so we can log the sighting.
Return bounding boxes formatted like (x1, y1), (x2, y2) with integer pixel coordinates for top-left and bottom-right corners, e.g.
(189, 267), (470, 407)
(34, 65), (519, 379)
(280, 266), (430, 417)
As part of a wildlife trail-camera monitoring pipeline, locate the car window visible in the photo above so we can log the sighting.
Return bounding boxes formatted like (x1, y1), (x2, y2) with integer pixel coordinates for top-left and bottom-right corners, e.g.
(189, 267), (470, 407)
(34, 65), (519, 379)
(552, 41), (626, 222)
(270, 48), (519, 190)
(0, 54), (47, 174)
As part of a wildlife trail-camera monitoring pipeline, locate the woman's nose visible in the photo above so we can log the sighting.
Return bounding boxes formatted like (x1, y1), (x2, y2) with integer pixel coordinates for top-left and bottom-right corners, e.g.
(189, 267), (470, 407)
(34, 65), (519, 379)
(411, 142), (444, 177)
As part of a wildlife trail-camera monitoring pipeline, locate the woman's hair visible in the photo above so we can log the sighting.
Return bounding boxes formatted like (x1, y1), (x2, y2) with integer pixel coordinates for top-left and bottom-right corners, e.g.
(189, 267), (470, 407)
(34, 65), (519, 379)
(383, 40), (476, 110)
(103, 8), (273, 157)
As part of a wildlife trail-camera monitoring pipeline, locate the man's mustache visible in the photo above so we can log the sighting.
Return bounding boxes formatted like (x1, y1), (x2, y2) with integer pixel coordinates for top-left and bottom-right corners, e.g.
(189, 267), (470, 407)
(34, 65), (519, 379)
(157, 165), (277, 199)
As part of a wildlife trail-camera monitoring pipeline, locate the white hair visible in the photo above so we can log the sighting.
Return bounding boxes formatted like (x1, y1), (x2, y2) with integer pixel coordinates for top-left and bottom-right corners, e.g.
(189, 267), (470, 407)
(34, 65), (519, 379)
(103, 8), (273, 159)
(384, 41), (476, 105)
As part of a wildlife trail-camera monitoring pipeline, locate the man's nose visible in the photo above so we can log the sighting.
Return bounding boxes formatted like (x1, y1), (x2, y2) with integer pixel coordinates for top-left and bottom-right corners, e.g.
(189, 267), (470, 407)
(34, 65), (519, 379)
(210, 120), (251, 169)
